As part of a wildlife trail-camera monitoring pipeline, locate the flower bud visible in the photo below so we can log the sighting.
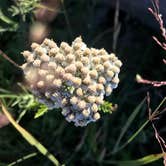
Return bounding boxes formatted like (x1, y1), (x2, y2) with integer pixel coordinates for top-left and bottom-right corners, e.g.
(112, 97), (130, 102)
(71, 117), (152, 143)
(93, 112), (100, 120)
(82, 109), (90, 117)
(22, 51), (32, 58)
(46, 74), (54, 82)
(105, 85), (112, 96)
(31, 43), (40, 50)
(78, 100), (86, 109)
(98, 76), (106, 84)
(111, 76), (119, 84)
(107, 70), (114, 78)
(91, 104), (98, 112)
(49, 48), (59, 56)
(115, 60), (122, 67)
(40, 54), (50, 62)
(87, 96), (96, 103)
(38, 69), (48, 76)
(48, 62), (57, 69)
(70, 96), (78, 105)
(37, 81), (45, 88)
(95, 96), (104, 104)
(35, 46), (46, 56)
(66, 113), (75, 122)
(76, 88), (83, 97)
(33, 59), (41, 67)
(83, 76), (91, 85)
(53, 79), (62, 88)
(65, 64), (76, 74)
(89, 70), (98, 79)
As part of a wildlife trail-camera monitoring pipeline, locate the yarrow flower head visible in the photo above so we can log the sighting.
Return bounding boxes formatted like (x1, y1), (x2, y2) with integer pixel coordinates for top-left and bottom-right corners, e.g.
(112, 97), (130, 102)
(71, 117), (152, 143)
(21, 36), (122, 126)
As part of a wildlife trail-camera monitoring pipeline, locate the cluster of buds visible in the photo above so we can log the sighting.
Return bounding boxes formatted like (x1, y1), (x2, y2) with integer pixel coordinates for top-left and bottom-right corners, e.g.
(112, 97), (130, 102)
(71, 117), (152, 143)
(21, 37), (122, 126)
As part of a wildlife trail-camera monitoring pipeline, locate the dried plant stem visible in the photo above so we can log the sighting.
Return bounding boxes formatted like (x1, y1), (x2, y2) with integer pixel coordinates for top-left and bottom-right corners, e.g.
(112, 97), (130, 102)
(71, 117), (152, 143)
(136, 74), (166, 87)
(112, 0), (121, 52)
(0, 49), (21, 69)
(148, 0), (166, 50)
(147, 93), (166, 166)
(136, 0), (166, 87)
(60, 0), (73, 39)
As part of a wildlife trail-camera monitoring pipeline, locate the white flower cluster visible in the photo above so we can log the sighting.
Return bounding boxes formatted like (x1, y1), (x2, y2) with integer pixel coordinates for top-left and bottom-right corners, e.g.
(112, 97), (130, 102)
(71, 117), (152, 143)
(21, 37), (122, 126)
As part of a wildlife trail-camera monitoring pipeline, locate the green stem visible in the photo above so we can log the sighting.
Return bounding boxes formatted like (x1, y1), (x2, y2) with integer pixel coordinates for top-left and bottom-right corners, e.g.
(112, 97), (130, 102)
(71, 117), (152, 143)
(112, 98), (146, 153)
(1, 102), (61, 166)
(8, 152), (37, 166)
(112, 120), (149, 154)
(0, 95), (19, 98)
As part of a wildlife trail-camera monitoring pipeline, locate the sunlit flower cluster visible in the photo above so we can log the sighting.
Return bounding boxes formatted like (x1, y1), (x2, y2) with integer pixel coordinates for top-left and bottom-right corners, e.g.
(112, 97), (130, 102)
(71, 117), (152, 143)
(21, 37), (122, 126)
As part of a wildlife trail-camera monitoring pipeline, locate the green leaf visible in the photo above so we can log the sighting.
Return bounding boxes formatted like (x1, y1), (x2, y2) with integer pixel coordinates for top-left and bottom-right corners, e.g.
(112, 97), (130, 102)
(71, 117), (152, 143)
(8, 0), (41, 21)
(103, 153), (165, 166)
(0, 9), (18, 32)
(0, 9), (15, 24)
(34, 104), (48, 119)
(99, 101), (114, 114)
(1, 102), (61, 166)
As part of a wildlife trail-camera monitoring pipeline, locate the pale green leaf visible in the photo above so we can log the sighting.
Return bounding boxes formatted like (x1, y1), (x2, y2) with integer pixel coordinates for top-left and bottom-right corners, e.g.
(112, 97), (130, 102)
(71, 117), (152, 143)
(103, 153), (165, 166)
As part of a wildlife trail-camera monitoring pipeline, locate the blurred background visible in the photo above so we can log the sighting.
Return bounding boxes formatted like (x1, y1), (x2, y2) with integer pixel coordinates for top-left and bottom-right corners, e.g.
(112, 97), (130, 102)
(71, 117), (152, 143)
(0, 0), (165, 165)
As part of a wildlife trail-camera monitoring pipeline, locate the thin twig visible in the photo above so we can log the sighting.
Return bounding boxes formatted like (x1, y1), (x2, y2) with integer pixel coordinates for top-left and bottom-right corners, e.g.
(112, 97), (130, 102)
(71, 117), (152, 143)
(148, 0), (166, 50)
(61, 0), (73, 39)
(136, 74), (166, 87)
(0, 49), (21, 69)
(112, 0), (121, 52)
(136, 0), (166, 87)
(91, 28), (113, 46)
(147, 93), (166, 165)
